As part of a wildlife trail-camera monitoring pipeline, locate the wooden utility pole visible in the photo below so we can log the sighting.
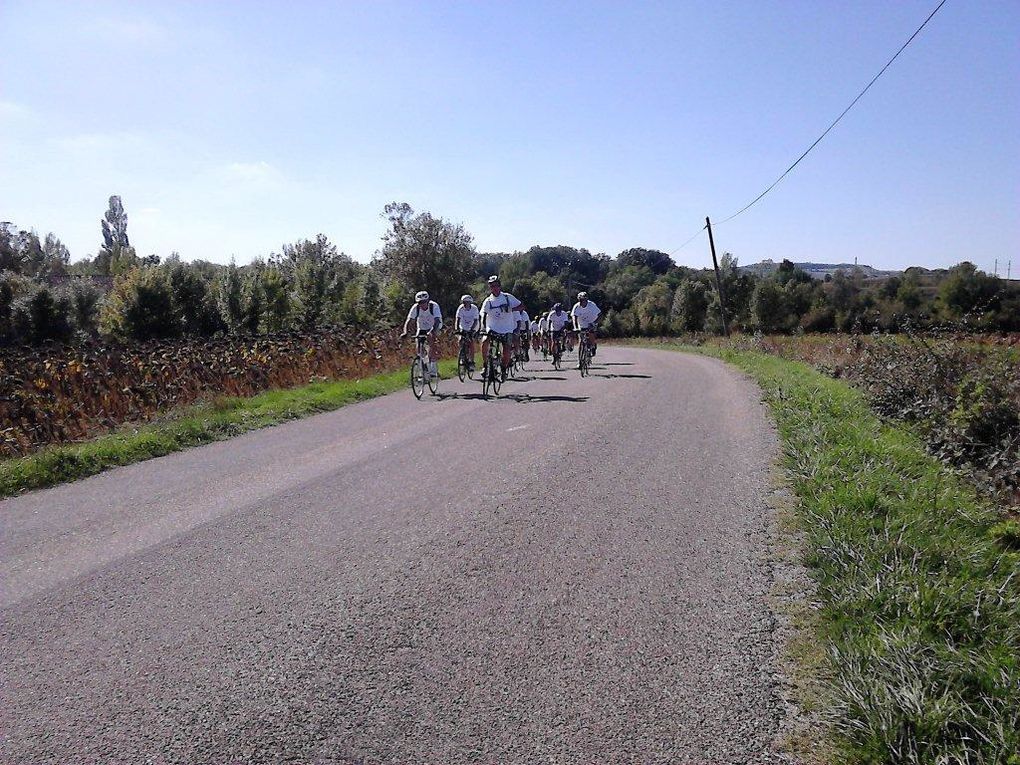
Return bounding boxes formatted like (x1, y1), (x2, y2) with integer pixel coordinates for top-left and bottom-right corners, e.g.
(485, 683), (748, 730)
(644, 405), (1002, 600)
(705, 216), (729, 337)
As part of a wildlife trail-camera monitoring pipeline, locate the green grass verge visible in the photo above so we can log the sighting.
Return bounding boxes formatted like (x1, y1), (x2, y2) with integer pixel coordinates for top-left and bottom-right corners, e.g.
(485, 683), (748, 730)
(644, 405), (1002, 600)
(656, 342), (1020, 764)
(1, 358), (464, 499)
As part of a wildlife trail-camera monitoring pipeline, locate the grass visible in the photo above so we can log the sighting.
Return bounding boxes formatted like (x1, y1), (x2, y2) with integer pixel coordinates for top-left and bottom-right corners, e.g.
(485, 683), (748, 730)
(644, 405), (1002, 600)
(0, 357), (463, 499)
(649, 342), (1020, 764)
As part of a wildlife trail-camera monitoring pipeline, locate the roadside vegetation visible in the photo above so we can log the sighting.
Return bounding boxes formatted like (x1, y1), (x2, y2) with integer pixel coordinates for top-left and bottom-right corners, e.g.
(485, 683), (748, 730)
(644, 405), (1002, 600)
(656, 341), (1019, 764)
(0, 357), (461, 498)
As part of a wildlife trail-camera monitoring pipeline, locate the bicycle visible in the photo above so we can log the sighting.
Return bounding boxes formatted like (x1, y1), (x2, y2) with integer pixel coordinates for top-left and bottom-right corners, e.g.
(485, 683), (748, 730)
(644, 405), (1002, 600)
(576, 327), (593, 378)
(481, 331), (508, 398)
(550, 330), (565, 371)
(456, 331), (477, 382)
(409, 331), (439, 399)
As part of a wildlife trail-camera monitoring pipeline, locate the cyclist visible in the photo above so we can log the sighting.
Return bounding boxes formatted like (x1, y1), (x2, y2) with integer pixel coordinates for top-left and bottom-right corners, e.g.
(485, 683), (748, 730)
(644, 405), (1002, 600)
(516, 305), (531, 361)
(399, 290), (443, 379)
(454, 294), (480, 374)
(530, 315), (541, 354)
(547, 302), (570, 357)
(536, 311), (549, 356)
(479, 276), (521, 379)
(571, 291), (601, 360)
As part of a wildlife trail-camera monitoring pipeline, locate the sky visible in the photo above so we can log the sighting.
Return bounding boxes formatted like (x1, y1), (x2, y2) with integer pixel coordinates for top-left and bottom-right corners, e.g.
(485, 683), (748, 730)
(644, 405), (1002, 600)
(1, 0), (1018, 272)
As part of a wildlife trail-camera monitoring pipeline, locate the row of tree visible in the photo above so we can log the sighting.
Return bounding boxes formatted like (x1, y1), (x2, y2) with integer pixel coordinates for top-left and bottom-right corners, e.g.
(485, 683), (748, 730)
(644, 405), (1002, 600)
(3, 196), (1018, 347)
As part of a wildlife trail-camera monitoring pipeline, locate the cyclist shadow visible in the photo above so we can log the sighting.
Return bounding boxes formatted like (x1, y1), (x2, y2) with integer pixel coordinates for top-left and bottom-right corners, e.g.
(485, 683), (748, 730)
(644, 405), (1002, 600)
(500, 393), (589, 403)
(589, 371), (653, 379)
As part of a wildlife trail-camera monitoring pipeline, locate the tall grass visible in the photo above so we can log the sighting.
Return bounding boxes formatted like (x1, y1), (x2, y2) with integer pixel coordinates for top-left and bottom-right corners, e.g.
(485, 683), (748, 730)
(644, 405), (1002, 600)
(668, 343), (1019, 763)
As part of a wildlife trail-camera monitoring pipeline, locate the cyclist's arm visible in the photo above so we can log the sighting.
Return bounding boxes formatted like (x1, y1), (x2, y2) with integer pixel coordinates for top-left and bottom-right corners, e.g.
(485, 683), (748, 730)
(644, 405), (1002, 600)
(400, 309), (415, 336)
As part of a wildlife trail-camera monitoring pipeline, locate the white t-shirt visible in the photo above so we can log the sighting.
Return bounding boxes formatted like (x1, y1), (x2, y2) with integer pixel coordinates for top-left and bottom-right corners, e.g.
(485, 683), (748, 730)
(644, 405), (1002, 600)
(517, 309), (531, 331)
(479, 291), (521, 335)
(406, 300), (443, 332)
(529, 320), (540, 333)
(571, 300), (601, 329)
(547, 310), (570, 331)
(538, 317), (549, 333)
(455, 303), (480, 332)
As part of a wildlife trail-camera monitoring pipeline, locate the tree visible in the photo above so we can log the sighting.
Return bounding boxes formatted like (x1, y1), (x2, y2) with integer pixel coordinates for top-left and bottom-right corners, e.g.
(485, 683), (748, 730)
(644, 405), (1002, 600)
(42, 233), (71, 277)
(632, 279), (674, 335)
(100, 267), (178, 340)
(165, 258), (219, 336)
(96, 196), (137, 276)
(216, 261), (245, 332)
(65, 279), (102, 335)
(750, 280), (789, 333)
(600, 265), (655, 311)
(376, 202), (475, 314)
(670, 279), (709, 332)
(938, 262), (1001, 319)
(616, 248), (675, 275)
(261, 267), (292, 332)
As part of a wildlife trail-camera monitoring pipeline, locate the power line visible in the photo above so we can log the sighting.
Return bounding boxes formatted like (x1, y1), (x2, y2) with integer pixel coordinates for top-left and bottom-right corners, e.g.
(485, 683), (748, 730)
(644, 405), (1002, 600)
(714, 0), (948, 226)
(670, 223), (707, 256)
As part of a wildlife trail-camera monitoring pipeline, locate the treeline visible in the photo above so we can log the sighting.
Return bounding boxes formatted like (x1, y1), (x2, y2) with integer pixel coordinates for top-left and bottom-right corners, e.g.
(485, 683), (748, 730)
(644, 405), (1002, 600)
(3, 196), (1018, 347)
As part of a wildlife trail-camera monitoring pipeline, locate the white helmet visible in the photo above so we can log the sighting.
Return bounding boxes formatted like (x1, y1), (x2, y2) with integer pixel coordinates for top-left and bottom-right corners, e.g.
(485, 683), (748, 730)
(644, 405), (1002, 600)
(577, 291), (588, 300)
(461, 294), (474, 303)
(487, 275), (500, 284)
(415, 290), (429, 302)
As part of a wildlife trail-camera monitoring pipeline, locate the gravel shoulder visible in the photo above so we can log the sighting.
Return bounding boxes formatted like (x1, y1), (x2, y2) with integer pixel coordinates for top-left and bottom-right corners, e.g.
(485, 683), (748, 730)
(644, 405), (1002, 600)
(1, 347), (788, 764)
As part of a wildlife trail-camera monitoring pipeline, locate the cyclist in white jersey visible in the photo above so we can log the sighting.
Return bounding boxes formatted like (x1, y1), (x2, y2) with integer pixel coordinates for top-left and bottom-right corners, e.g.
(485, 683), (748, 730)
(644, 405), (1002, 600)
(400, 290), (443, 378)
(571, 291), (601, 358)
(454, 294), (480, 373)
(479, 276), (521, 378)
(547, 302), (570, 354)
(529, 317), (541, 353)
(537, 311), (550, 355)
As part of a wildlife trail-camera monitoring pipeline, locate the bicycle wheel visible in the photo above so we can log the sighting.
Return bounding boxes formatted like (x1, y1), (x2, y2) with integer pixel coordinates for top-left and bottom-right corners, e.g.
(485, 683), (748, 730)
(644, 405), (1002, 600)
(410, 357), (426, 398)
(427, 361), (439, 395)
(457, 346), (467, 382)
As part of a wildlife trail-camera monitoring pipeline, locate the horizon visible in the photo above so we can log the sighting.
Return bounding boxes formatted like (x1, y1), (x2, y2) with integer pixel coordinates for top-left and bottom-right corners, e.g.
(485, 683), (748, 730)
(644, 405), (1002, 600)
(2, 0), (1017, 273)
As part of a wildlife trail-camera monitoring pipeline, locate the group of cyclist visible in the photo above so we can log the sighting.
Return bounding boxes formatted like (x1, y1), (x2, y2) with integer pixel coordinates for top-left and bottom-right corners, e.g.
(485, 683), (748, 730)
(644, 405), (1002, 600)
(399, 275), (601, 380)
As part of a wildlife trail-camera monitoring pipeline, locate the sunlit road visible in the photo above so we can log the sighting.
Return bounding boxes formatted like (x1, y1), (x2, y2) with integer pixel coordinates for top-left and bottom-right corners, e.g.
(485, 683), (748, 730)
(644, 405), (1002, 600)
(1, 346), (785, 764)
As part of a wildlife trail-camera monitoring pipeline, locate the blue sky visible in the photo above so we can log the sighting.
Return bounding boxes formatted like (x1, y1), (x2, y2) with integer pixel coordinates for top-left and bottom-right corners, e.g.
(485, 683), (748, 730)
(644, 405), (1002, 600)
(2, 0), (1017, 272)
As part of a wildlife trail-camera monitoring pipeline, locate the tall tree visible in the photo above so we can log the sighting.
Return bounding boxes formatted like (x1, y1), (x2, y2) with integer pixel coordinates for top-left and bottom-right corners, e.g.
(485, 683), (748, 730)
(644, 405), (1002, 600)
(96, 195), (136, 275)
(376, 202), (475, 313)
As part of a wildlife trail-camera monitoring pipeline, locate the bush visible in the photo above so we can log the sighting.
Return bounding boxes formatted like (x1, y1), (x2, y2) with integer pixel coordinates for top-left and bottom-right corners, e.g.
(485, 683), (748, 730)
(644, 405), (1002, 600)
(100, 267), (179, 341)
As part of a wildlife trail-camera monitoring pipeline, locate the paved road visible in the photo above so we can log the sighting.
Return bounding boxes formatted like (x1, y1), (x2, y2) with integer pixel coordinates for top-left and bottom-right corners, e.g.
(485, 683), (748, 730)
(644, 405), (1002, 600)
(1, 347), (784, 764)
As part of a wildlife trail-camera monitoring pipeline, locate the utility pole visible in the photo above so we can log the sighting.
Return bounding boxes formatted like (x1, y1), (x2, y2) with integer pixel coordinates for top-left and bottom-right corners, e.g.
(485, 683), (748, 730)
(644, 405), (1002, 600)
(994, 258), (998, 277)
(705, 216), (729, 337)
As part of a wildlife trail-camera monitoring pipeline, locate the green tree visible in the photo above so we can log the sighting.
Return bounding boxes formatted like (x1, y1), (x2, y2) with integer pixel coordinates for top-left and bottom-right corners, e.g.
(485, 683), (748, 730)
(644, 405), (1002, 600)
(632, 279), (674, 335)
(376, 203), (475, 314)
(65, 279), (102, 335)
(96, 196), (137, 276)
(100, 267), (179, 340)
(616, 247), (675, 275)
(938, 262), (1002, 319)
(165, 258), (219, 336)
(670, 279), (709, 332)
(261, 266), (292, 332)
(241, 270), (265, 334)
(751, 280), (788, 333)
(216, 261), (245, 332)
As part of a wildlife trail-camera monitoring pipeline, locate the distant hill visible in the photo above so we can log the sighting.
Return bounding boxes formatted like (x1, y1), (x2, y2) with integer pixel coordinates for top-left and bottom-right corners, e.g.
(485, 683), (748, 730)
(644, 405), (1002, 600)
(739, 259), (901, 280)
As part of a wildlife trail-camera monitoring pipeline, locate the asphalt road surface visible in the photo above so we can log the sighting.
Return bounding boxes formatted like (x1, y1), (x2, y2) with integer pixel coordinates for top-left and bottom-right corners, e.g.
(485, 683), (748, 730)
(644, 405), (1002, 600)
(1, 346), (785, 764)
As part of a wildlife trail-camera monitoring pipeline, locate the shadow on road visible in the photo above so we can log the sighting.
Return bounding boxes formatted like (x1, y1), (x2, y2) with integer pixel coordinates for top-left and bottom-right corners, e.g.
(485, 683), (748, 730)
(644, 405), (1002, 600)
(500, 393), (589, 403)
(434, 390), (589, 403)
(602, 362), (635, 366)
(592, 372), (652, 379)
